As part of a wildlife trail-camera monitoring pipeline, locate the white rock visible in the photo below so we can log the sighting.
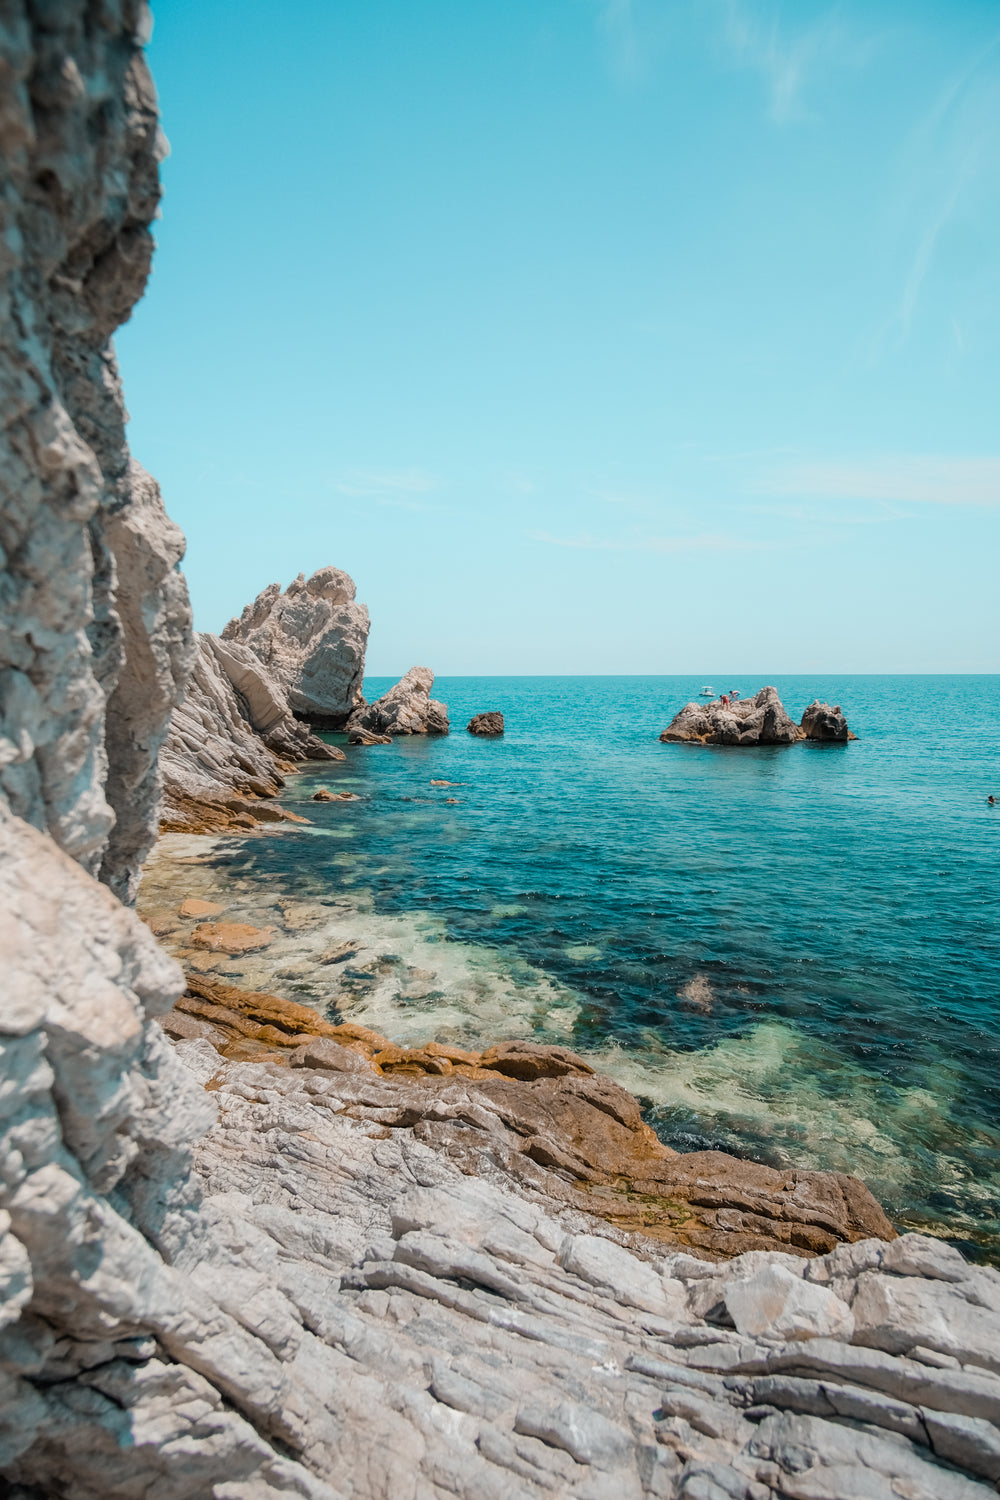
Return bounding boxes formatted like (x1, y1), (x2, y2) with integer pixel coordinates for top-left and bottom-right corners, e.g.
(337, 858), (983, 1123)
(347, 665), (449, 737)
(723, 1262), (855, 1341)
(222, 568), (369, 728)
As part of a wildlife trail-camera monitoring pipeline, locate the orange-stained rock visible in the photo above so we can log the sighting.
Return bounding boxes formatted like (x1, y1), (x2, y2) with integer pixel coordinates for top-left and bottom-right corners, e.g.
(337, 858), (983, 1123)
(290, 1037), (372, 1074)
(162, 971), (896, 1260)
(374, 1045), (453, 1076)
(479, 1039), (595, 1081)
(190, 921), (275, 954)
(179, 898), (225, 918)
(423, 1040), (482, 1066)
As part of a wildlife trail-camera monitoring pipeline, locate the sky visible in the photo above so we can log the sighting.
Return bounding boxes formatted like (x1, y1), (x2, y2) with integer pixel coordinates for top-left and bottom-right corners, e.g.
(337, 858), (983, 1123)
(117, 0), (1000, 674)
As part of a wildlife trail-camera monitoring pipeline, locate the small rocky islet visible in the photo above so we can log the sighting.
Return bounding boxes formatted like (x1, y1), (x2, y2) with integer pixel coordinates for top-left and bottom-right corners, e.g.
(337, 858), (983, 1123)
(660, 686), (856, 746)
(3, 9), (998, 1498)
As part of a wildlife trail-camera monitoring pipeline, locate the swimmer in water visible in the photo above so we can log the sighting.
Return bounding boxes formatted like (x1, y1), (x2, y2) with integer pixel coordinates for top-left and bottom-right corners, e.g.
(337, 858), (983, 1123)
(989, 795), (996, 806)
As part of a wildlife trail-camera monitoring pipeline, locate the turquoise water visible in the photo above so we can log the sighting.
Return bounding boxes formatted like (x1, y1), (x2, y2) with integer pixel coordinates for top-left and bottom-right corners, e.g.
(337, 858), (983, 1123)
(214, 676), (1000, 1255)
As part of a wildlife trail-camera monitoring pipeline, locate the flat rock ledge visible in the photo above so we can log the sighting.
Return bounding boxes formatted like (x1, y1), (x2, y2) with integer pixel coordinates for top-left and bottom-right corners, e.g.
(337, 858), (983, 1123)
(660, 687), (856, 747)
(468, 711), (505, 736)
(166, 973), (893, 1262)
(145, 975), (1000, 1500)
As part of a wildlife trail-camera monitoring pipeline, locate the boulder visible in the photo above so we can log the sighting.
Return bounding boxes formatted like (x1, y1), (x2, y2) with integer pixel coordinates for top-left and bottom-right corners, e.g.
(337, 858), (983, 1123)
(802, 699), (856, 741)
(222, 566), (370, 728)
(660, 686), (806, 746)
(347, 666), (449, 737)
(468, 711), (504, 736)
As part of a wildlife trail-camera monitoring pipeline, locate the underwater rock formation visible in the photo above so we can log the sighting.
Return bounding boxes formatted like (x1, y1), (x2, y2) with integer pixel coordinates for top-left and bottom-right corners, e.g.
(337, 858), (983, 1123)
(222, 566), (370, 728)
(347, 664), (450, 737)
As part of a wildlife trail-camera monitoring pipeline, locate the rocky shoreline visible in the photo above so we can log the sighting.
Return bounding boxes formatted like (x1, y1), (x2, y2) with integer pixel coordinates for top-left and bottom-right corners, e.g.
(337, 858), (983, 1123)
(2, 6), (998, 1497)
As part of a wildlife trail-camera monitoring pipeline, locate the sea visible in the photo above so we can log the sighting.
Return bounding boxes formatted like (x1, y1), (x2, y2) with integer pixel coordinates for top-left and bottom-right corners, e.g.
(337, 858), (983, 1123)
(141, 675), (1000, 1260)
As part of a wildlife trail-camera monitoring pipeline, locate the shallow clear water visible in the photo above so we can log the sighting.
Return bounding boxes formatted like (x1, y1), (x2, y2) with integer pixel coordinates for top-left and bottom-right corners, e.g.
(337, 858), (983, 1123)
(146, 676), (1000, 1257)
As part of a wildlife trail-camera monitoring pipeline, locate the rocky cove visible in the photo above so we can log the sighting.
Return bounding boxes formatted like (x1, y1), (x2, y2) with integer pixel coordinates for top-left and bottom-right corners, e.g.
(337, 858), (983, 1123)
(3, 6), (1000, 1499)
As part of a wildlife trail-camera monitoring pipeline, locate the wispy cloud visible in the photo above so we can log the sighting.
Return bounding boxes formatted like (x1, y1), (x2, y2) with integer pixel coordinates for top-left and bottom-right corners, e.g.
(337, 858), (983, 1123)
(531, 530), (764, 553)
(713, 0), (876, 122)
(331, 467), (438, 511)
(764, 455), (1000, 507)
(878, 31), (1000, 345)
(595, 0), (642, 82)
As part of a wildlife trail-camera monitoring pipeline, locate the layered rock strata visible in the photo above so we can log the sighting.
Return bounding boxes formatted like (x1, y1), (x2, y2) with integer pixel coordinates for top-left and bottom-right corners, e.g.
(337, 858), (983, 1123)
(222, 567), (370, 728)
(167, 974), (895, 1260)
(0, 0), (191, 901)
(660, 688), (854, 747)
(468, 711), (505, 735)
(1, 5), (989, 1496)
(347, 664), (449, 739)
(160, 633), (343, 834)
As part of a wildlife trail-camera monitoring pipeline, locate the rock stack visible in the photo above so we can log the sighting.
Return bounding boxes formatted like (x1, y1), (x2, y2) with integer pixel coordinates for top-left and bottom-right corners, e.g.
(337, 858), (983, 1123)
(347, 665), (449, 741)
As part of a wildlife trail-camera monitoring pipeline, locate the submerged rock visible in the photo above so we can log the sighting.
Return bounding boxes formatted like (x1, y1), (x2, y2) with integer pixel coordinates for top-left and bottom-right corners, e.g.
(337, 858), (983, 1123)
(348, 665), (450, 737)
(222, 566), (370, 728)
(468, 711), (505, 736)
(802, 699), (856, 741)
(661, 686), (806, 746)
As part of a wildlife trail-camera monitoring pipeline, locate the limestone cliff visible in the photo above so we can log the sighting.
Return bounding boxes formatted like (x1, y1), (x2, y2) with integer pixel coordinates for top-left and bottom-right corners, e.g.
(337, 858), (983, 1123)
(160, 632), (343, 834)
(0, 0), (191, 899)
(222, 566), (370, 729)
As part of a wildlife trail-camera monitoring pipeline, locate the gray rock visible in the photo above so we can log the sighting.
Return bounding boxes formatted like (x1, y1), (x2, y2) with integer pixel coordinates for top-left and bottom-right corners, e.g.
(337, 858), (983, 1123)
(660, 687), (805, 746)
(347, 666), (449, 737)
(222, 568), (370, 729)
(800, 700), (854, 742)
(722, 1262), (854, 1341)
(514, 1399), (633, 1468)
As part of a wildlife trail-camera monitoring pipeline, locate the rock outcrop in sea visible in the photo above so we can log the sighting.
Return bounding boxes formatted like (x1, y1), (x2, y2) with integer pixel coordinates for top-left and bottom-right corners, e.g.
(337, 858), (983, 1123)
(468, 710), (505, 735)
(160, 633), (343, 833)
(2, 8), (996, 1498)
(347, 664), (450, 739)
(222, 566), (370, 728)
(660, 688), (855, 747)
(802, 699), (856, 742)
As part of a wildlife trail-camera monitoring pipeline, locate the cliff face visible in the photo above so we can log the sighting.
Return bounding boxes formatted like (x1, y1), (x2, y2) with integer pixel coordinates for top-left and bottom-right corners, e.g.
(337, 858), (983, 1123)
(0, 0), (192, 900)
(160, 631), (344, 834)
(222, 567), (370, 729)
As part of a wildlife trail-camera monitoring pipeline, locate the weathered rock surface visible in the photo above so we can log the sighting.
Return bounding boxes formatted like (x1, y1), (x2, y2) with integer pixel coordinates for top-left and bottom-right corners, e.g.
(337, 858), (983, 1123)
(801, 700), (856, 742)
(661, 688), (806, 747)
(165, 976), (895, 1261)
(469, 711), (505, 735)
(2, 5), (992, 1496)
(0, 0), (191, 900)
(222, 567), (370, 728)
(348, 665), (450, 737)
(160, 632), (341, 833)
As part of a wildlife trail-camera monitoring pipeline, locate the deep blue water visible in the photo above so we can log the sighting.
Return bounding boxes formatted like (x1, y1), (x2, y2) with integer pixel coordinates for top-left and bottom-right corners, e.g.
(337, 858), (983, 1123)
(221, 676), (1000, 1255)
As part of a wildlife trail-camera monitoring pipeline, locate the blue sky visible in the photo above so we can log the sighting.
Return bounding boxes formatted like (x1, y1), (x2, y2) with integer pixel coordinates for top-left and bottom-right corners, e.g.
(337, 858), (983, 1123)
(117, 0), (1000, 673)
